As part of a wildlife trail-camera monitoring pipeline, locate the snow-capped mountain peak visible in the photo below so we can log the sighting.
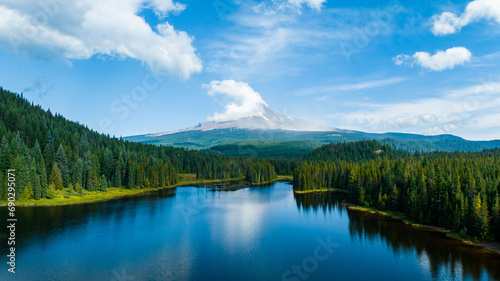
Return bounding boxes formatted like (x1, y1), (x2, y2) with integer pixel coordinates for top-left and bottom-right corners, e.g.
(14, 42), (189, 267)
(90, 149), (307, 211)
(148, 105), (333, 137)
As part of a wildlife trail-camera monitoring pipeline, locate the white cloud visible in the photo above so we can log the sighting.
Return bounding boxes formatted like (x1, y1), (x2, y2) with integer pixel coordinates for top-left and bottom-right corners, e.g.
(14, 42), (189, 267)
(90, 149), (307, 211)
(431, 0), (500, 36)
(393, 47), (472, 71)
(288, 0), (327, 11)
(205, 80), (268, 122)
(150, 0), (186, 17)
(208, 4), (400, 79)
(0, 0), (202, 79)
(295, 77), (407, 96)
(329, 79), (500, 139)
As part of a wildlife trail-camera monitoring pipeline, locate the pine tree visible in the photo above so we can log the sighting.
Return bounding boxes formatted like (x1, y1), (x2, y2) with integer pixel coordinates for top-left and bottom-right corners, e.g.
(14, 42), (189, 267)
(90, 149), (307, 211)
(113, 163), (121, 188)
(72, 158), (83, 187)
(55, 144), (69, 188)
(43, 142), (54, 179)
(49, 163), (64, 190)
(492, 196), (500, 240)
(100, 175), (108, 192)
(40, 165), (48, 198)
(127, 162), (135, 189)
(0, 136), (10, 172)
(32, 171), (41, 200)
(20, 183), (33, 200)
(391, 184), (400, 211)
(480, 194), (490, 240)
(104, 148), (114, 179)
(75, 182), (82, 195)
(472, 195), (489, 239)
(359, 186), (366, 206)
(0, 171), (5, 201)
(46, 183), (57, 199)
(86, 167), (96, 191)
(13, 155), (26, 200)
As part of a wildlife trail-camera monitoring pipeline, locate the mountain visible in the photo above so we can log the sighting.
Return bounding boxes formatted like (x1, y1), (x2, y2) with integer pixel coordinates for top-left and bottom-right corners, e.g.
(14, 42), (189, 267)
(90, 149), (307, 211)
(149, 106), (333, 137)
(0, 87), (281, 199)
(126, 106), (500, 154)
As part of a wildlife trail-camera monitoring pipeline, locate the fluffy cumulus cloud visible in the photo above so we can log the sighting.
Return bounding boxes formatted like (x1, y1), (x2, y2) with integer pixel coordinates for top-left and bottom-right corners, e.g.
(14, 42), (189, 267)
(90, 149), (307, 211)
(393, 47), (472, 71)
(0, 0), (202, 79)
(431, 0), (500, 36)
(205, 80), (268, 122)
(288, 0), (327, 11)
(150, 0), (186, 17)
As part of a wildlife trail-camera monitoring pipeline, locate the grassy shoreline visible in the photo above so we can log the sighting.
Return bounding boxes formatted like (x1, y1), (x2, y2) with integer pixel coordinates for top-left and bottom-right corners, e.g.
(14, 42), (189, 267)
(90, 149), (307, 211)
(0, 175), (248, 207)
(294, 191), (500, 255)
(0, 175), (287, 207)
(346, 205), (500, 256)
(277, 175), (293, 181)
(293, 188), (347, 194)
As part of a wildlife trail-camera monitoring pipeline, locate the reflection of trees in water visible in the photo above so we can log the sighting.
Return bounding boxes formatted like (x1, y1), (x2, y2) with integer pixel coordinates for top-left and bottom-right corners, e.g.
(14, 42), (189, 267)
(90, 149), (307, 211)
(0, 188), (176, 251)
(293, 192), (500, 281)
(347, 210), (500, 281)
(294, 192), (346, 213)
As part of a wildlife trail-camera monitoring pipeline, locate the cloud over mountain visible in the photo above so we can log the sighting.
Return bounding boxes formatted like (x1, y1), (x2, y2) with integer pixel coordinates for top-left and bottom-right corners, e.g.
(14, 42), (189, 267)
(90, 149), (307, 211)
(205, 80), (268, 122)
(0, 0), (202, 79)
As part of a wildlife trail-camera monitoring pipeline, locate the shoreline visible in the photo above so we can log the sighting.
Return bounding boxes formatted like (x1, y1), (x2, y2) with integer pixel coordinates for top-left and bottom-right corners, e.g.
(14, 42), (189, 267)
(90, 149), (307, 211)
(294, 188), (347, 194)
(345, 205), (500, 256)
(0, 176), (249, 207)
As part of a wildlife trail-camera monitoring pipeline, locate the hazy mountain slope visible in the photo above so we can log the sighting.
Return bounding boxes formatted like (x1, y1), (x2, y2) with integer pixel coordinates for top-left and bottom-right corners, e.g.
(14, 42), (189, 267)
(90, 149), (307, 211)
(149, 106), (332, 137)
(125, 104), (500, 153)
(126, 127), (500, 153)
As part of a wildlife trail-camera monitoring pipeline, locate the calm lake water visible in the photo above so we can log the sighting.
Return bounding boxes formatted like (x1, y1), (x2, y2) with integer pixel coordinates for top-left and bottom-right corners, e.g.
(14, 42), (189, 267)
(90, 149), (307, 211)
(1, 182), (500, 281)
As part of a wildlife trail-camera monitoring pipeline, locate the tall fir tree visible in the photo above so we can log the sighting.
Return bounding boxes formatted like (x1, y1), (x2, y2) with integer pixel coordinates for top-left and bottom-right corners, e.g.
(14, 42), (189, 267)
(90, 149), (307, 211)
(72, 158), (83, 187)
(49, 163), (64, 190)
(100, 174), (108, 192)
(113, 163), (122, 188)
(55, 144), (69, 188)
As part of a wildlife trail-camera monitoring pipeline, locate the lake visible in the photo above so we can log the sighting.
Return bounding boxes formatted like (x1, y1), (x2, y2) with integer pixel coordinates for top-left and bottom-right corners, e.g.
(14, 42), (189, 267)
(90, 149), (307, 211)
(1, 182), (499, 280)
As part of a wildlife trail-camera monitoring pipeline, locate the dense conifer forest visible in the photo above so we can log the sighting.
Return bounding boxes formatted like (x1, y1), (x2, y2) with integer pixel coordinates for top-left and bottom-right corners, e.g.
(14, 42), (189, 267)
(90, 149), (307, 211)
(0, 89), (277, 201)
(2, 87), (499, 241)
(293, 141), (500, 241)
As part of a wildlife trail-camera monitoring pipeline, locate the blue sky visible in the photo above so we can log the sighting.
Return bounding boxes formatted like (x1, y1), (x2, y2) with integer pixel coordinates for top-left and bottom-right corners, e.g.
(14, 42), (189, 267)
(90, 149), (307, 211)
(0, 0), (499, 140)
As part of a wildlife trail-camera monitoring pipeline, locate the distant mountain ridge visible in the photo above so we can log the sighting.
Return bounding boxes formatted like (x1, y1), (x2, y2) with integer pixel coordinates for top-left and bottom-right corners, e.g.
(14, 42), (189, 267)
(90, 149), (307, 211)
(149, 106), (333, 137)
(126, 105), (500, 153)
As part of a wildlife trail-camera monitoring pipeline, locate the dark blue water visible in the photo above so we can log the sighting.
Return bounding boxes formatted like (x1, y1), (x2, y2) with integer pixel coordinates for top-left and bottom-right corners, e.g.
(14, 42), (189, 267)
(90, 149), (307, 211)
(1, 182), (499, 280)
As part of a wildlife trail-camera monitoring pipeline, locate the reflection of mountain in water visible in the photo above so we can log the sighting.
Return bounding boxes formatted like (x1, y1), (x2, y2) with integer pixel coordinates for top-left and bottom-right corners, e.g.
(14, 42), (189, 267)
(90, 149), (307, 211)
(293, 192), (500, 280)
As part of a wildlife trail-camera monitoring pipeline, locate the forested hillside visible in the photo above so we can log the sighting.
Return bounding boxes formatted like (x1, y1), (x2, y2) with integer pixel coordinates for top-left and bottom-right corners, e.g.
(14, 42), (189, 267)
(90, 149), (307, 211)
(205, 140), (321, 158)
(305, 140), (405, 162)
(293, 142), (500, 241)
(0, 89), (276, 201)
(3, 86), (499, 242)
